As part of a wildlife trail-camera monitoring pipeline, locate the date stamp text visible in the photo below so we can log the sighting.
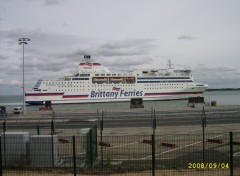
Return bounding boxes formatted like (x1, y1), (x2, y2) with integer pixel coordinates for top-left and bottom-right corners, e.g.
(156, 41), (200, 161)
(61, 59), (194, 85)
(188, 163), (229, 169)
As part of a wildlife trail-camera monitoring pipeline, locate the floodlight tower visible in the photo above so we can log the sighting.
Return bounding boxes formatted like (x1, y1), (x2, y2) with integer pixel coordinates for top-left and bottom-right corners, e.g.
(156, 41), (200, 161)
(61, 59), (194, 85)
(18, 37), (30, 115)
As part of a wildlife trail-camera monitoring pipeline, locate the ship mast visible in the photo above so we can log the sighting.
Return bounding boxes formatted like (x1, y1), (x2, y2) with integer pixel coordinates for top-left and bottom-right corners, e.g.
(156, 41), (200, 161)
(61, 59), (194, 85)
(167, 59), (174, 69)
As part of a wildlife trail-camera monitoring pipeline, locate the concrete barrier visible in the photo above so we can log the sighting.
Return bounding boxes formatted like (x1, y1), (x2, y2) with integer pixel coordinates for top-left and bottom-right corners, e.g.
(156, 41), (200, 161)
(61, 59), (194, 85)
(207, 139), (223, 144)
(161, 142), (176, 148)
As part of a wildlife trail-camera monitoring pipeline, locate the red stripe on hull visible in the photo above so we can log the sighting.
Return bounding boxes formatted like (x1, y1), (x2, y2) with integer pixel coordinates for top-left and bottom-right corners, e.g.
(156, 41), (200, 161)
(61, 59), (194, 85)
(62, 95), (89, 98)
(25, 93), (64, 96)
(26, 93), (88, 99)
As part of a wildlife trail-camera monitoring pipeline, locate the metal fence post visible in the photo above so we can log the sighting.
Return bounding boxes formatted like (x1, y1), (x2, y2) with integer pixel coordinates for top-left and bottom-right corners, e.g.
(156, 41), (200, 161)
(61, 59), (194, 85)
(51, 120), (55, 135)
(152, 109), (156, 176)
(89, 129), (93, 166)
(86, 128), (93, 167)
(99, 111), (104, 169)
(72, 136), (77, 176)
(0, 136), (2, 176)
(3, 122), (6, 167)
(37, 125), (40, 135)
(51, 121), (55, 168)
(152, 109), (156, 135)
(152, 134), (155, 176)
(201, 107), (206, 163)
(92, 125), (98, 163)
(230, 131), (233, 176)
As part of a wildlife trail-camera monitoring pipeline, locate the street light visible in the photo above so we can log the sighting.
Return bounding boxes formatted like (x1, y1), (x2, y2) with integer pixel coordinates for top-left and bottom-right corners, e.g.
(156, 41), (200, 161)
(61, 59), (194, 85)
(18, 37), (30, 115)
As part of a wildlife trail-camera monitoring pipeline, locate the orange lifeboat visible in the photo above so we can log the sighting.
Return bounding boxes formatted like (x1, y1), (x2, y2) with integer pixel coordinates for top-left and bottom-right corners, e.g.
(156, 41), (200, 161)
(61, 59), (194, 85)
(125, 77), (135, 81)
(93, 77), (107, 81)
(109, 77), (123, 81)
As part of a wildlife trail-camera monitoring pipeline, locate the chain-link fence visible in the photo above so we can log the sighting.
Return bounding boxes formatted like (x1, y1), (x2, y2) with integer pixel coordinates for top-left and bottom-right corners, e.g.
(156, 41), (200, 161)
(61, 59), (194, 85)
(0, 107), (240, 175)
(0, 131), (240, 176)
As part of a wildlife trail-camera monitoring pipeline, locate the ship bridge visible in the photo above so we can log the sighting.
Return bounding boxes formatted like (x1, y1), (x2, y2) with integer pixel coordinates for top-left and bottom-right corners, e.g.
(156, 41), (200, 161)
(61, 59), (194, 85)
(78, 55), (111, 74)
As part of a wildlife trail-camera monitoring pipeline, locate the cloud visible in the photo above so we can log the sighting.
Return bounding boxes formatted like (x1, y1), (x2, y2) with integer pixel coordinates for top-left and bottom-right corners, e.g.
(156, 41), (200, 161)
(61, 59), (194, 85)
(100, 56), (154, 71)
(0, 79), (21, 86)
(27, 0), (62, 6)
(0, 55), (8, 60)
(10, 80), (22, 86)
(0, 29), (83, 49)
(56, 39), (157, 71)
(44, 0), (62, 6)
(0, 79), (6, 85)
(1, 28), (239, 95)
(97, 39), (156, 57)
(178, 35), (197, 41)
(45, 0), (59, 5)
(193, 64), (240, 88)
(0, 29), (98, 78)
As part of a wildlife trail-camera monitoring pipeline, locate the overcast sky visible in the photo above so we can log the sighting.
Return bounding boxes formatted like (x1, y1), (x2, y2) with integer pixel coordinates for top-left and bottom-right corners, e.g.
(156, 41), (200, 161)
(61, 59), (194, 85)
(0, 0), (240, 95)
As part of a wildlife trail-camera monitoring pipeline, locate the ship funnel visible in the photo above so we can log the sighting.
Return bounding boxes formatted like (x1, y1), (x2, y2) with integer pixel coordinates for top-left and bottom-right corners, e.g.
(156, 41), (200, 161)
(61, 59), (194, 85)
(84, 55), (91, 59)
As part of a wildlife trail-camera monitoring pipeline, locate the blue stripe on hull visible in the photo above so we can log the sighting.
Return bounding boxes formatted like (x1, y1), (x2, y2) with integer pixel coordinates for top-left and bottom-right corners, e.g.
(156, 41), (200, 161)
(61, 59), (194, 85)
(26, 101), (44, 105)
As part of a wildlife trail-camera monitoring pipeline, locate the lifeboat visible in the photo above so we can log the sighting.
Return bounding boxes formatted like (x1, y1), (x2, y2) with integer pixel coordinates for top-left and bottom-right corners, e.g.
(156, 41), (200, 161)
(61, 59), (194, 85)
(109, 77), (123, 81)
(93, 77), (107, 81)
(125, 77), (135, 81)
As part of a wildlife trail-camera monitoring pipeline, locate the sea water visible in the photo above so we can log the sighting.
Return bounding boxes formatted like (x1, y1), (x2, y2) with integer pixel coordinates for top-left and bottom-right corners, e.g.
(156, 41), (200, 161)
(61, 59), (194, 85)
(0, 91), (240, 112)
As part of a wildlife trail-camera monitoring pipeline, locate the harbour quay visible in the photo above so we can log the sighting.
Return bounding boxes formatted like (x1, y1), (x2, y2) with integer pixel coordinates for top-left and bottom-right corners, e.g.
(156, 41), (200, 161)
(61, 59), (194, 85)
(1, 105), (240, 135)
(0, 105), (240, 176)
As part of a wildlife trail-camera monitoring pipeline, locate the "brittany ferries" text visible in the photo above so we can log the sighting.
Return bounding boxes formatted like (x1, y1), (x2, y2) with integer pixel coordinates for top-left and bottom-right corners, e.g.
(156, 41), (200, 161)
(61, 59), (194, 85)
(90, 90), (143, 98)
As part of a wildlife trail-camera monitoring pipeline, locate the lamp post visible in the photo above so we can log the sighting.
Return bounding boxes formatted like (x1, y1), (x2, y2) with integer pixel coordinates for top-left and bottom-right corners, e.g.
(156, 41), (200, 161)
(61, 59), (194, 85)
(18, 37), (30, 115)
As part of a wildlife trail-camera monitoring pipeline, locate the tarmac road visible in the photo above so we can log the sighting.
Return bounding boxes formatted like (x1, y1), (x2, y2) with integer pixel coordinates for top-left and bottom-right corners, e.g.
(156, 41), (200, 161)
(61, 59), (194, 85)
(1, 107), (240, 130)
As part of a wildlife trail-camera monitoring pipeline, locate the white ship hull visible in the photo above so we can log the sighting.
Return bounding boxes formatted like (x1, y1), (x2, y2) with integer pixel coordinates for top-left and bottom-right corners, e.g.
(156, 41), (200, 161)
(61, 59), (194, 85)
(26, 86), (207, 105)
(25, 55), (208, 105)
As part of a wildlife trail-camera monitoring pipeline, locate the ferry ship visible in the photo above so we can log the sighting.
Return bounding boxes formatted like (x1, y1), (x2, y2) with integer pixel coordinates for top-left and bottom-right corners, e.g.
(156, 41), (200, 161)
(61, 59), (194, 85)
(25, 55), (208, 105)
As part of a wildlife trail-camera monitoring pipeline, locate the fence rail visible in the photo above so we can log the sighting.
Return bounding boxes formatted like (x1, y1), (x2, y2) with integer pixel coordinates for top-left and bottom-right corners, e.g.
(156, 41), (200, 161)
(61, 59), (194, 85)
(2, 107), (240, 121)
